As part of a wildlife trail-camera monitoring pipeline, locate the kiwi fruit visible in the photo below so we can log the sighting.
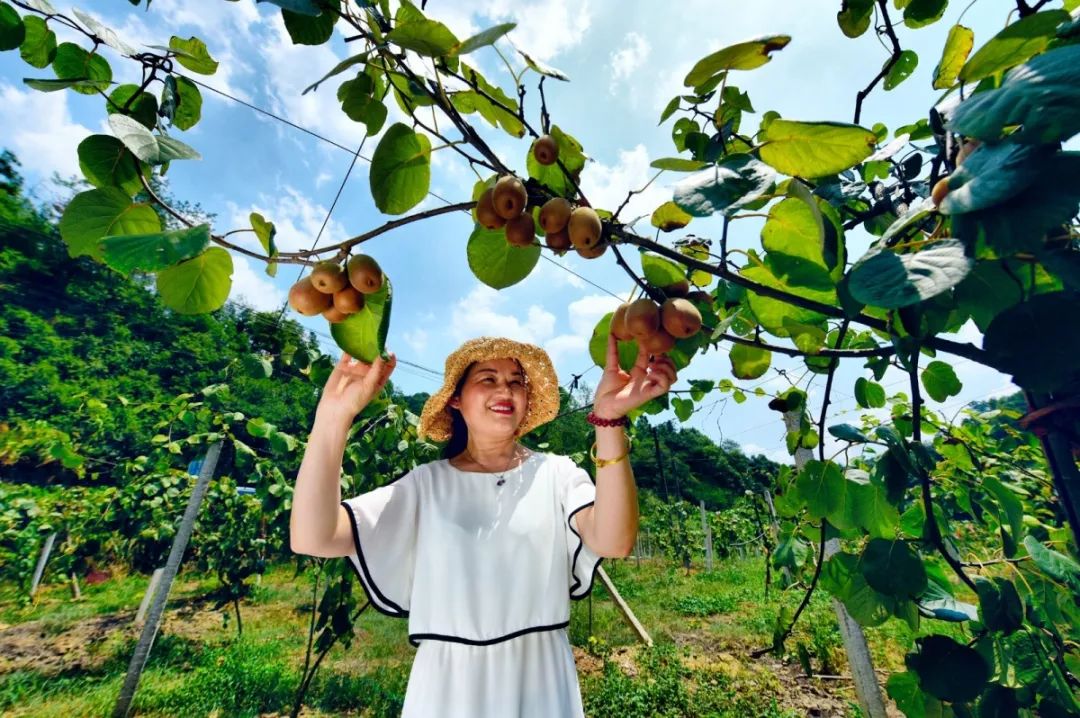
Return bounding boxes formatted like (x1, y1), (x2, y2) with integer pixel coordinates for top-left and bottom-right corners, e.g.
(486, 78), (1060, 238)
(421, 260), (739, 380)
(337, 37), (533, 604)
(289, 277), (334, 316)
(532, 134), (558, 165)
(624, 298), (660, 338)
(662, 279), (690, 298)
(568, 207), (602, 249)
(505, 212), (536, 247)
(610, 303), (633, 341)
(322, 305), (350, 324)
(539, 197), (572, 234)
(956, 139), (980, 166)
(575, 240), (607, 259)
(661, 298), (702, 338)
(638, 327), (676, 355)
(545, 228), (572, 252)
(686, 290), (712, 305)
(310, 261), (347, 294)
(475, 188), (506, 230)
(931, 177), (950, 207)
(492, 175), (528, 220)
(333, 286), (365, 314)
(347, 254), (383, 294)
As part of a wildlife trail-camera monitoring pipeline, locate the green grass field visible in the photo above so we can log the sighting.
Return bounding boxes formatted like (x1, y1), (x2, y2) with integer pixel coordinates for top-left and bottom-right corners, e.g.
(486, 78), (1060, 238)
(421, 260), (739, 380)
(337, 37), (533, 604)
(0, 554), (955, 717)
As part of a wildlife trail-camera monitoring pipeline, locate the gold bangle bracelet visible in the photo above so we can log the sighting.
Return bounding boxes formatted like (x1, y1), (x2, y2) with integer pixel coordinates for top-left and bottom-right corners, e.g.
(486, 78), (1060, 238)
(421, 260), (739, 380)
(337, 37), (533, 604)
(590, 438), (632, 469)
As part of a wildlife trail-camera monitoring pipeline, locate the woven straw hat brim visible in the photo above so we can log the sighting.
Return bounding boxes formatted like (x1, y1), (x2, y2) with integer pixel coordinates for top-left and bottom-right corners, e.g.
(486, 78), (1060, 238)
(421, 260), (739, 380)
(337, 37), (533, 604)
(417, 337), (560, 443)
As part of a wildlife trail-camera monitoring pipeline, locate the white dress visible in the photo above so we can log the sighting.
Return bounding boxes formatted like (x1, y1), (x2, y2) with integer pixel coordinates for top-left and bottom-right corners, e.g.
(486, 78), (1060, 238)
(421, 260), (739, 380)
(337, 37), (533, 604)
(340, 450), (604, 718)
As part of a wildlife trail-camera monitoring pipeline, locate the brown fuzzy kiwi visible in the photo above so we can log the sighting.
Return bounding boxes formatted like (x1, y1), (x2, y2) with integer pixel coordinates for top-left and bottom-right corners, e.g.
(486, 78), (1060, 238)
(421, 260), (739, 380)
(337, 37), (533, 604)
(662, 279), (690, 297)
(539, 197), (572, 234)
(333, 286), (365, 314)
(638, 327), (677, 355)
(661, 298), (702, 338)
(310, 261), (347, 294)
(475, 188), (506, 230)
(322, 305), (350, 324)
(492, 175), (528, 220)
(624, 298), (660, 338)
(545, 228), (572, 252)
(504, 212), (536, 247)
(347, 254), (383, 294)
(289, 277), (334, 316)
(931, 177), (950, 207)
(610, 303), (634, 341)
(575, 240), (607, 259)
(686, 290), (712, 305)
(568, 207), (602, 249)
(532, 135), (558, 165)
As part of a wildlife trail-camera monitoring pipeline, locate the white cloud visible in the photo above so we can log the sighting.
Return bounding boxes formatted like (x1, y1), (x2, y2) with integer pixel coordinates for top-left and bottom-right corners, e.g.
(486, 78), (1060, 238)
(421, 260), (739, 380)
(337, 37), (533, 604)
(0, 83), (93, 184)
(229, 254), (287, 311)
(742, 442), (791, 464)
(544, 334), (587, 365)
(449, 284), (556, 344)
(609, 32), (650, 94)
(226, 185), (350, 254)
(565, 293), (621, 336)
(579, 144), (670, 228)
(403, 327), (430, 353)
(481, 0), (593, 62)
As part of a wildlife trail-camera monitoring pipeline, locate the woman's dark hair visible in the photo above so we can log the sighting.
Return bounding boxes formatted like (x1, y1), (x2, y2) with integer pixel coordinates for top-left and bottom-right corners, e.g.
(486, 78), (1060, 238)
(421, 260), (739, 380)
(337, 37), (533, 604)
(442, 363), (474, 459)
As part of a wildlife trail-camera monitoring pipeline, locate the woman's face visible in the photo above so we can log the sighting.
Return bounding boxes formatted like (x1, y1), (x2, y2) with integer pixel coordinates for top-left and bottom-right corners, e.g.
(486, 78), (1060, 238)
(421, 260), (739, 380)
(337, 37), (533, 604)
(448, 358), (528, 438)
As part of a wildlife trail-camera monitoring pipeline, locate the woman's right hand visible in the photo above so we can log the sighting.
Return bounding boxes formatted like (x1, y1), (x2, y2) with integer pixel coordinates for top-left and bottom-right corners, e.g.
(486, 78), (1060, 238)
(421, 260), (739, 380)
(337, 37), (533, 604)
(316, 351), (397, 424)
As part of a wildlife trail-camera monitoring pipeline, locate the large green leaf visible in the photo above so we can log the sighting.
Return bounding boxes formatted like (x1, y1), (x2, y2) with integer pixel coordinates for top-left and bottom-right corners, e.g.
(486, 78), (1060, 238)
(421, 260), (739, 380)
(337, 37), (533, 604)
(337, 73), (387, 136)
(982, 476), (1023, 558)
(854, 377), (886, 408)
(589, 312), (638, 372)
(466, 225), (540, 289)
(975, 578), (1023, 635)
(938, 142), (1050, 214)
(837, 0), (875, 38)
(886, 673), (927, 718)
(24, 77), (109, 92)
(729, 342), (770, 380)
(368, 123), (431, 215)
(524, 124), (584, 194)
(173, 75), (202, 131)
(107, 84), (158, 129)
(250, 212), (277, 258)
(902, 0), (948, 29)
(821, 552), (893, 626)
(920, 360), (961, 402)
(650, 201), (693, 232)
(71, 8), (136, 55)
(860, 538), (927, 597)
(282, 3), (336, 45)
(683, 35), (791, 88)
(672, 154), (775, 217)
(759, 120), (876, 178)
(795, 460), (844, 520)
(760, 197), (833, 290)
(883, 50), (918, 90)
(330, 277), (393, 363)
(108, 114), (201, 165)
(52, 42), (112, 95)
(168, 35), (218, 75)
(908, 635), (990, 703)
(18, 15), (55, 68)
(155, 247), (233, 314)
(59, 187), (161, 260)
(456, 23), (515, 55)
(950, 43), (1080, 144)
(387, 18), (459, 56)
(953, 261), (1027, 332)
(100, 224), (212, 274)
(847, 239), (973, 309)
(932, 24), (974, 89)
(959, 9), (1069, 83)
(983, 292), (1080, 393)
(0, 1), (24, 51)
(78, 135), (143, 196)
(1023, 535), (1080, 589)
(741, 261), (835, 337)
(640, 252), (685, 287)
(650, 158), (709, 172)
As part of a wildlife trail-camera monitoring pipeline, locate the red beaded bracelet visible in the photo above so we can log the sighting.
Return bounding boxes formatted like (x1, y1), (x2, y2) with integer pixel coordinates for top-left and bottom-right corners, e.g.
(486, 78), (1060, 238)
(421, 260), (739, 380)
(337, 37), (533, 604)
(586, 411), (629, 428)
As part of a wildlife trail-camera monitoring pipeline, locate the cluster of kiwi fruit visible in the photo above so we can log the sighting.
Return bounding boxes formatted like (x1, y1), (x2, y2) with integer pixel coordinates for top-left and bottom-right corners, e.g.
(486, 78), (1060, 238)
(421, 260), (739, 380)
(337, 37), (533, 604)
(287, 254), (384, 324)
(473, 134), (607, 259)
(610, 280), (709, 355)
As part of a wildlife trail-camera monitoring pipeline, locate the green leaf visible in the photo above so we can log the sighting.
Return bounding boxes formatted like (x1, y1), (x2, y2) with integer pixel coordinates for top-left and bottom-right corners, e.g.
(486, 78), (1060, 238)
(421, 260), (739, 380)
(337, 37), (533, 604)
(672, 154), (775, 217)
(683, 35), (791, 87)
(795, 460), (844, 519)
(282, 3), (336, 45)
(884, 50), (919, 90)
(838, 0), (875, 38)
(589, 312), (638, 372)
(650, 202), (693, 232)
(641, 252), (686, 287)
(368, 122), (430, 215)
(173, 76), (202, 131)
(78, 135), (143, 196)
(886, 672), (927, 718)
(902, 0), (948, 29)
(59, 188), (161, 260)
(155, 247), (233, 314)
(829, 424), (872, 443)
(983, 292), (1080, 393)
(99, 224), (212, 274)
(729, 342), (770, 380)
(108, 84), (159, 129)
(933, 24), (974, 89)
(847, 239), (973, 309)
(52, 42), (112, 95)
(108, 114), (201, 165)
(954, 261), (1028, 332)
(24, 77), (108, 92)
(302, 52), (368, 95)
(741, 261), (836, 337)
(650, 157), (709, 172)
(920, 360), (961, 402)
(760, 196), (833, 290)
(71, 8), (136, 55)
(18, 15), (55, 68)
(860, 538), (927, 597)
(168, 35), (218, 75)
(959, 10), (1070, 83)
(250, 212), (277, 258)
(330, 277), (392, 363)
(938, 142), (1050, 215)
(908, 635), (990, 703)
(518, 48), (569, 81)
(0, 1), (24, 51)
(855, 377), (886, 408)
(1023, 534), (1080, 589)
(821, 552), (893, 626)
(975, 577), (1023, 635)
(466, 225), (540, 289)
(524, 124), (584, 194)
(256, 0), (322, 15)
(387, 18), (459, 56)
(456, 22), (515, 55)
(982, 476), (1024, 556)
(760, 120), (876, 178)
(658, 96), (680, 125)
(338, 72), (387, 136)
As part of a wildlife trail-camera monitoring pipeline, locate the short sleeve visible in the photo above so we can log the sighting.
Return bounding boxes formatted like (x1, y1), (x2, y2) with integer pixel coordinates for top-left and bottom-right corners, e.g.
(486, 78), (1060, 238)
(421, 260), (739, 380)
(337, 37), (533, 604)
(558, 457), (604, 600)
(340, 468), (420, 618)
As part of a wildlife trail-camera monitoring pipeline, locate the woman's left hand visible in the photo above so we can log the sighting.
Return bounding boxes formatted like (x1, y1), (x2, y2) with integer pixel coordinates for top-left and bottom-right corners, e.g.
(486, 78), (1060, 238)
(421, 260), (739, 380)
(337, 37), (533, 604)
(592, 331), (678, 420)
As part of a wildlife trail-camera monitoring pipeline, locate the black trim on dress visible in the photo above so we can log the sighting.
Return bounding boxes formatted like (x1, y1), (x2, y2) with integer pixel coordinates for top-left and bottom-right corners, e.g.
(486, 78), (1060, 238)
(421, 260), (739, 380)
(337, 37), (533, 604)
(567, 500), (604, 600)
(409, 620), (571, 648)
(340, 499), (410, 619)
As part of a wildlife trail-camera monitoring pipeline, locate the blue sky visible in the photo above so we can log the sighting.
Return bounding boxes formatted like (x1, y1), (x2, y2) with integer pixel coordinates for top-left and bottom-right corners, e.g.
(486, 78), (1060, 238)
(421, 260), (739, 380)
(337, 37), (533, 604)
(0, 0), (1031, 462)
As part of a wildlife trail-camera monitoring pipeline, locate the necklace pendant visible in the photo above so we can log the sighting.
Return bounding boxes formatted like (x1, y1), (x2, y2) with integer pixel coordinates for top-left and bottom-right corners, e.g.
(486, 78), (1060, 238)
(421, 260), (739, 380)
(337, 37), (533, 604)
(496, 478), (506, 486)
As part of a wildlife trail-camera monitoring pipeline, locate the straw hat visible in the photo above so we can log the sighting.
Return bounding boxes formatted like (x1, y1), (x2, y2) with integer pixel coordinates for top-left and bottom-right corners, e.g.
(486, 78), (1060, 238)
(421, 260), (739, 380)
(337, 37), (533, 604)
(417, 337), (561, 442)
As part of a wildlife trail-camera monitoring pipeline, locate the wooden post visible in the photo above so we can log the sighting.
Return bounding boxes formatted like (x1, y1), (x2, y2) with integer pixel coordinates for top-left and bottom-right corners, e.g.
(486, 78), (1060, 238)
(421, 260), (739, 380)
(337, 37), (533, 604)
(782, 410), (887, 718)
(699, 500), (713, 571)
(70, 571), (81, 600)
(596, 565), (652, 646)
(30, 532), (57, 596)
(135, 568), (165, 625)
(113, 442), (222, 718)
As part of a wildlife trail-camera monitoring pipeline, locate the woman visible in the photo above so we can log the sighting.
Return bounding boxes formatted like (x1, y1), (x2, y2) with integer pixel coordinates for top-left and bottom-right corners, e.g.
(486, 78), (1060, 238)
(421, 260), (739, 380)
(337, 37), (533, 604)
(290, 333), (677, 717)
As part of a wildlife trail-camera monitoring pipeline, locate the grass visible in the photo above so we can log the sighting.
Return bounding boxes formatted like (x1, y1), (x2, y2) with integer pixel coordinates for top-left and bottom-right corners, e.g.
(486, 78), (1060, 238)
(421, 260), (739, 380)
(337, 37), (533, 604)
(0, 553), (968, 717)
